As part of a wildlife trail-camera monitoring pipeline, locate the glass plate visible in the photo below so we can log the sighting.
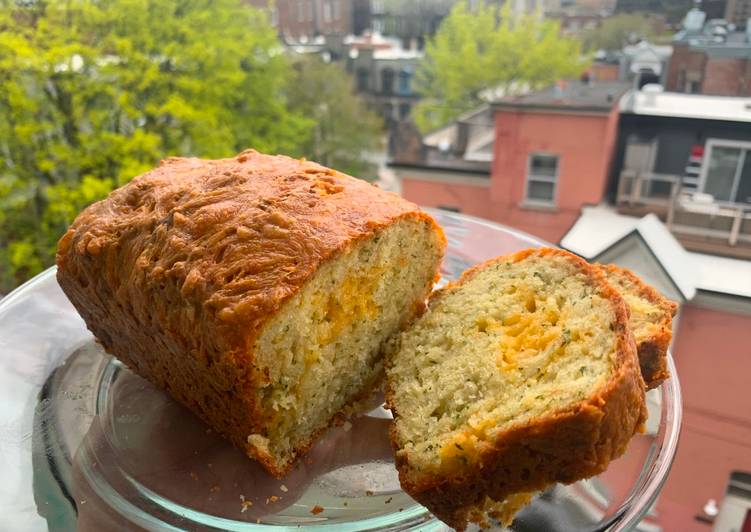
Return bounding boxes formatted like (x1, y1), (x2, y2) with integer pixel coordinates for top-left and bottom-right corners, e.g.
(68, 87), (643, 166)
(0, 209), (682, 531)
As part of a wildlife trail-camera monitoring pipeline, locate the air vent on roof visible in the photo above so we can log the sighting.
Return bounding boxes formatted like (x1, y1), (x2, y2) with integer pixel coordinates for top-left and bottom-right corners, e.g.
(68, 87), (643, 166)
(684, 8), (706, 32)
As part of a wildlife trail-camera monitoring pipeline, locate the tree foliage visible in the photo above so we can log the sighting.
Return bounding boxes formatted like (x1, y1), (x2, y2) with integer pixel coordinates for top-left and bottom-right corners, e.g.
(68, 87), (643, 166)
(0, 0), (316, 292)
(582, 13), (656, 52)
(287, 55), (382, 179)
(413, 2), (587, 132)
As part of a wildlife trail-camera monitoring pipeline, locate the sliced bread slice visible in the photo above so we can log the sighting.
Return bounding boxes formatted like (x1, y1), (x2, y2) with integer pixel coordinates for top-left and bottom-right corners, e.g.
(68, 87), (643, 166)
(599, 264), (678, 389)
(385, 248), (647, 531)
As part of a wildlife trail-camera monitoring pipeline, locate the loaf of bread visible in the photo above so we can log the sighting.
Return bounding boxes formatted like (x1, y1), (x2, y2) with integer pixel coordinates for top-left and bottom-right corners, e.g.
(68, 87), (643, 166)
(56, 149), (446, 477)
(599, 264), (677, 389)
(385, 248), (647, 531)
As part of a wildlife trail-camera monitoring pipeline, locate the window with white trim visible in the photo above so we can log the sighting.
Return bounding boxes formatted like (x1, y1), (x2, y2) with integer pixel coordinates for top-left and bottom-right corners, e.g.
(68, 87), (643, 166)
(525, 153), (559, 205)
(700, 140), (751, 205)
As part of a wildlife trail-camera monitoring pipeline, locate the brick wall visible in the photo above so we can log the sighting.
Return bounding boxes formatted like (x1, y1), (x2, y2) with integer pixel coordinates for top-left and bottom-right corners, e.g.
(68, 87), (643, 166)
(665, 43), (707, 93)
(704, 57), (751, 96)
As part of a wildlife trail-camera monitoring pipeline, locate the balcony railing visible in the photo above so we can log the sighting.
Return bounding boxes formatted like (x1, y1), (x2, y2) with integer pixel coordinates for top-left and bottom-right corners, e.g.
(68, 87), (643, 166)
(616, 171), (751, 254)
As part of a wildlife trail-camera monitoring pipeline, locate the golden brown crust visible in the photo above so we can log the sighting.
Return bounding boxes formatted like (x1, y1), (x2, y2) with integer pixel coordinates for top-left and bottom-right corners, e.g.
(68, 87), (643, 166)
(56, 149), (445, 477)
(598, 263), (678, 389)
(387, 248), (647, 531)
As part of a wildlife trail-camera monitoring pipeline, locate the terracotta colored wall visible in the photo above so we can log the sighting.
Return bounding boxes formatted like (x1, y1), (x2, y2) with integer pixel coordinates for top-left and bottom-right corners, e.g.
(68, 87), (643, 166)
(400, 178), (494, 220)
(657, 304), (751, 530)
(590, 63), (620, 82)
(704, 58), (751, 97)
(489, 108), (619, 243)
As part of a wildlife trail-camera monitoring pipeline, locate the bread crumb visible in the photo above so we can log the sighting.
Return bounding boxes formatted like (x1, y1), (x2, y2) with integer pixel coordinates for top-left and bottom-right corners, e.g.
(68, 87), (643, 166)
(280, 484), (288, 492)
(385, 497), (393, 504)
(311, 505), (324, 515)
(365, 490), (374, 496)
(266, 495), (280, 504)
(342, 421), (352, 432)
(190, 472), (198, 481)
(210, 485), (220, 493)
(240, 495), (253, 513)
(343, 501), (348, 506)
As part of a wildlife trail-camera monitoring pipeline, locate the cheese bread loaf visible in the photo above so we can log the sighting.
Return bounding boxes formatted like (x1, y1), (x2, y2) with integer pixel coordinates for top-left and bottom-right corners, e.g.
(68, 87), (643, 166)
(56, 150), (445, 477)
(599, 264), (677, 389)
(385, 248), (646, 530)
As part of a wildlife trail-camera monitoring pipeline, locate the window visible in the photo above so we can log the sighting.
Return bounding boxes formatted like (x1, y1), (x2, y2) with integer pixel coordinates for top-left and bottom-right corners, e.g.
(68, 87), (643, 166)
(333, 0), (341, 20)
(700, 140), (751, 204)
(381, 67), (395, 95)
(323, 1), (332, 22)
(397, 69), (412, 94)
(356, 68), (369, 92)
(297, 0), (305, 22)
(525, 153), (559, 205)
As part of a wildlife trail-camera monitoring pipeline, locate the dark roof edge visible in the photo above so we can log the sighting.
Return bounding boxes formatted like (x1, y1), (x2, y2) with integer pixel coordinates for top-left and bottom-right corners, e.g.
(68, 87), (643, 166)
(696, 288), (751, 302)
(491, 102), (614, 113)
(387, 161), (491, 176)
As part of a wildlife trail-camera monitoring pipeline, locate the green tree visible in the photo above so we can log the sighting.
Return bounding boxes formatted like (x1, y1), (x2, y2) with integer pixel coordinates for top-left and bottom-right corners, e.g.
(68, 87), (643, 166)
(413, 2), (587, 132)
(0, 0), (312, 292)
(287, 55), (383, 179)
(582, 13), (656, 52)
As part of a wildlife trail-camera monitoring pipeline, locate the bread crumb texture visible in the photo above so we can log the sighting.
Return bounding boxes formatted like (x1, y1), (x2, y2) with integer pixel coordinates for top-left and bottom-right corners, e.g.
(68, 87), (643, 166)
(386, 248), (646, 531)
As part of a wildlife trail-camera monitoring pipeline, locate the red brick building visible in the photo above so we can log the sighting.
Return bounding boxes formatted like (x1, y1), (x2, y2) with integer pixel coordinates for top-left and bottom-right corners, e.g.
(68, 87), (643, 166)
(393, 81), (628, 243)
(247, 0), (353, 40)
(665, 12), (751, 96)
(667, 41), (751, 96)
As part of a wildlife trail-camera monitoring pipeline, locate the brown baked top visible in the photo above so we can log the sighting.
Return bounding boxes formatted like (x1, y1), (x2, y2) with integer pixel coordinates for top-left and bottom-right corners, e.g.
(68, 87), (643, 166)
(56, 149), (442, 366)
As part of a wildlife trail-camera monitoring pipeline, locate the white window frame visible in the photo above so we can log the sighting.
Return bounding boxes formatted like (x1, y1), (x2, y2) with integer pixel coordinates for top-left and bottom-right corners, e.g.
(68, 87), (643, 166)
(524, 152), (559, 206)
(699, 138), (751, 204)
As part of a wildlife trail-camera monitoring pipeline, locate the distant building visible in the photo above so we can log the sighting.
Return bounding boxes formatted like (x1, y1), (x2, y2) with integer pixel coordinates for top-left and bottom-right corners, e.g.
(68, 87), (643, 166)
(352, 0), (372, 35)
(347, 34), (422, 126)
(391, 81), (629, 243)
(614, 0), (706, 24)
(666, 8), (751, 96)
(725, 0), (751, 27)
(247, 0), (354, 40)
(547, 7), (606, 36)
(390, 106), (494, 197)
(370, 0), (456, 49)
